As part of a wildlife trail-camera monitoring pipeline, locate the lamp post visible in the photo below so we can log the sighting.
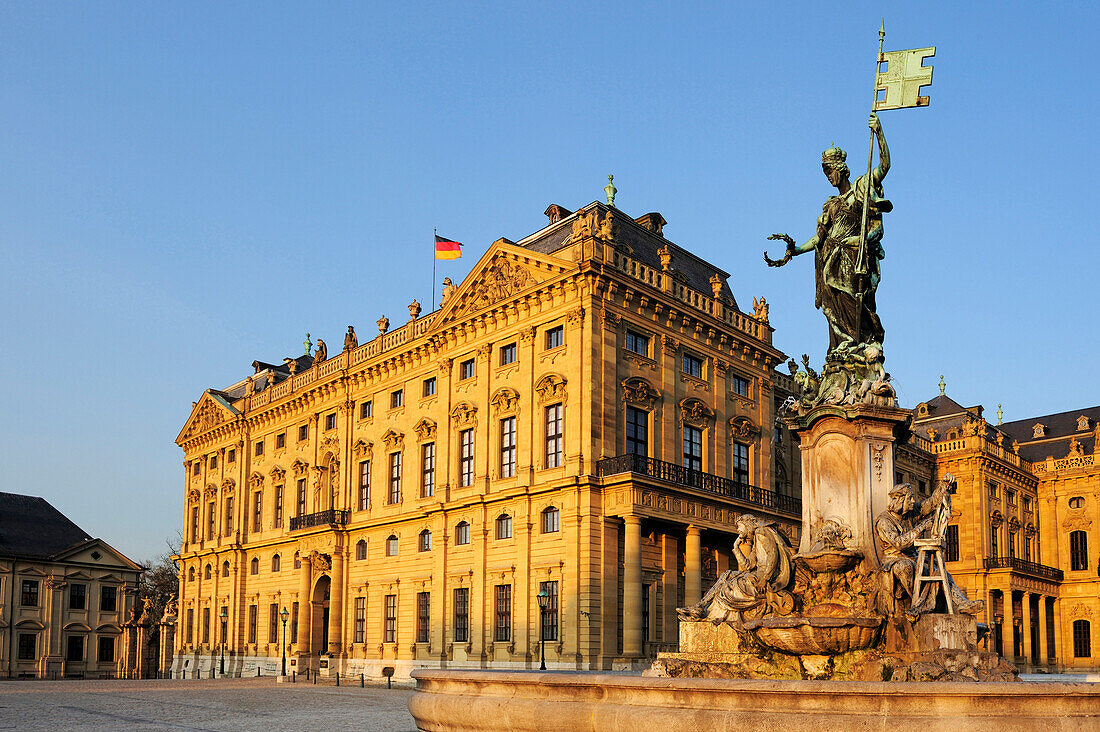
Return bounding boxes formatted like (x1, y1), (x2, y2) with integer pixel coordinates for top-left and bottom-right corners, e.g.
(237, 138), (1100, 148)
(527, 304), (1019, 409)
(280, 606), (290, 677)
(536, 587), (549, 671)
(219, 606), (228, 676)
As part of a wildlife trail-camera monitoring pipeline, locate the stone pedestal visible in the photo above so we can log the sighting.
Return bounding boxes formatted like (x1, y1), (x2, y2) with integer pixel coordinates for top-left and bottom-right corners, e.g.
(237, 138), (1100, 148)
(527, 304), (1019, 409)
(790, 404), (911, 564)
(158, 621), (176, 677)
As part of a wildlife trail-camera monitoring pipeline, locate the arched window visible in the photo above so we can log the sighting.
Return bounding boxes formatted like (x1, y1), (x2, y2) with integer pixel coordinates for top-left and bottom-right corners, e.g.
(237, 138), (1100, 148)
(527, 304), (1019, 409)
(204, 564), (212, 580)
(1070, 530), (1089, 571)
(222, 561), (230, 577)
(496, 514), (513, 540)
(271, 554), (281, 572)
(293, 551), (301, 569)
(250, 557), (259, 575)
(455, 521), (470, 546)
(386, 534), (399, 556)
(418, 529), (432, 552)
(188, 566), (195, 582)
(542, 506), (560, 534)
(1069, 496), (1085, 509)
(356, 539), (368, 560)
(1074, 619), (1092, 658)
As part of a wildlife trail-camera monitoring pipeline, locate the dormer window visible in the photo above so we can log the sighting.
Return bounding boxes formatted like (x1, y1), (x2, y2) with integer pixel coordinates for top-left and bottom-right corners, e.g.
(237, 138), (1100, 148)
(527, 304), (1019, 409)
(1077, 415), (1091, 432)
(1033, 423), (1046, 438)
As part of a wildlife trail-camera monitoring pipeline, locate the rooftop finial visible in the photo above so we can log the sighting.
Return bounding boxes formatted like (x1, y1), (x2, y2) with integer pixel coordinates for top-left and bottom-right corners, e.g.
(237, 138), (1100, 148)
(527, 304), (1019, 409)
(304, 333), (312, 356)
(997, 404), (1003, 425)
(938, 375), (946, 396)
(605, 174), (617, 206)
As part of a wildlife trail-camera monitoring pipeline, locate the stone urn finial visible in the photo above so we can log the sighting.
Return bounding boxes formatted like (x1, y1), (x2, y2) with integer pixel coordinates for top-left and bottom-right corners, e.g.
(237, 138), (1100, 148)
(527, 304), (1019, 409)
(377, 316), (390, 335)
(605, 174), (617, 206)
(658, 244), (672, 271)
(408, 299), (422, 320)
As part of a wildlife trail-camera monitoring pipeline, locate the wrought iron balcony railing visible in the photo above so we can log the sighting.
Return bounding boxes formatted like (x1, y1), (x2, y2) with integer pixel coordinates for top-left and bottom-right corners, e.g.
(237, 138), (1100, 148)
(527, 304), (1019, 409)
(596, 454), (801, 517)
(289, 509), (349, 532)
(982, 556), (1064, 582)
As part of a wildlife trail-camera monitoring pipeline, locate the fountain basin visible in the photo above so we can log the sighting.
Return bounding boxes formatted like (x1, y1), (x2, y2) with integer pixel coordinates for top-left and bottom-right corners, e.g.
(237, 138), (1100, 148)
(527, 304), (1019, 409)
(744, 615), (882, 654)
(794, 548), (862, 573)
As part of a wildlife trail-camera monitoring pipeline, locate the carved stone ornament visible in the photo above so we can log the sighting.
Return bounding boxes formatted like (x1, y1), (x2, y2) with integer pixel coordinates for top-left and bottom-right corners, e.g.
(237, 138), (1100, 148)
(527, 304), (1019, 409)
(519, 327), (536, 343)
(451, 403), (478, 428)
(658, 244), (672, 271)
(469, 258), (532, 312)
(221, 478), (235, 493)
(679, 398), (714, 428)
(990, 510), (1004, 528)
(1008, 516), (1020, 531)
(353, 440), (373, 459)
(621, 377), (660, 410)
(1069, 602), (1094, 621)
(188, 398), (225, 437)
(382, 429), (404, 451)
(567, 307), (585, 327)
(308, 551), (332, 573)
(1033, 423), (1046, 438)
(203, 483), (217, 499)
(438, 357), (453, 374)
(1025, 522), (1037, 537)
(1077, 415), (1091, 431)
(408, 300), (422, 320)
(249, 472), (264, 489)
(292, 459), (309, 477)
(377, 316), (390, 334)
(477, 344), (493, 361)
(414, 418), (437, 442)
(269, 465), (286, 483)
(534, 374), (567, 404)
(188, 488), (200, 503)
(729, 416), (761, 441)
(602, 308), (621, 329)
(491, 388), (520, 415)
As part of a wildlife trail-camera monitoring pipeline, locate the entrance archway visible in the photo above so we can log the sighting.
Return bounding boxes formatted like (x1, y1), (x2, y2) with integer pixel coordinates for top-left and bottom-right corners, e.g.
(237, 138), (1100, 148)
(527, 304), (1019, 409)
(310, 574), (331, 655)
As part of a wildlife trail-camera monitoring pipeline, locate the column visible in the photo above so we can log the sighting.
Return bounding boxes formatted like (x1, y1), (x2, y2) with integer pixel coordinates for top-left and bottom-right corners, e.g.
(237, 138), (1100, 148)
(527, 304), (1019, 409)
(1021, 591), (1032, 666)
(1003, 589), (1015, 660)
(327, 552), (344, 656)
(1051, 598), (1062, 669)
(1038, 595), (1049, 665)
(296, 560), (312, 650)
(623, 516), (643, 657)
(685, 526), (702, 606)
(661, 534), (679, 645)
(600, 519), (619, 665)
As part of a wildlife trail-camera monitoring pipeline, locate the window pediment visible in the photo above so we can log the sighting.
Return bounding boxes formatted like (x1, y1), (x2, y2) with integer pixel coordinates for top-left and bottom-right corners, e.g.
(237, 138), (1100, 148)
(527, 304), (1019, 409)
(679, 398), (714, 428)
(621, 377), (659, 410)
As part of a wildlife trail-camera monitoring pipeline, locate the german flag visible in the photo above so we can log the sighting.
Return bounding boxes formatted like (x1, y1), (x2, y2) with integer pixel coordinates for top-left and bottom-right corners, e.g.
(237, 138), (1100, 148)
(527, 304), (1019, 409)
(434, 235), (462, 260)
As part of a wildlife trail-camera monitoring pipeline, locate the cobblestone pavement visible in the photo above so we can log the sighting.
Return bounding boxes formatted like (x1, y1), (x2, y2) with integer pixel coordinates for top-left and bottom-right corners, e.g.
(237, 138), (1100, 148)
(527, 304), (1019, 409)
(0, 677), (417, 732)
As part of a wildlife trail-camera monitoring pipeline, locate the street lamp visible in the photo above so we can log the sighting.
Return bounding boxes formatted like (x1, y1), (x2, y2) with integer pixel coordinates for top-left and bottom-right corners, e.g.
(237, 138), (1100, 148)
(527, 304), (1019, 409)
(280, 606), (290, 676)
(219, 606), (228, 676)
(536, 588), (549, 671)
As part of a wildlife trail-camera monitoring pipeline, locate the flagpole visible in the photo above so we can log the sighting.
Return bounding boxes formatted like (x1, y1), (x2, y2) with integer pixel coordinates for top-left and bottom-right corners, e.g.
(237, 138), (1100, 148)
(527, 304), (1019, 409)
(854, 19), (885, 347)
(432, 227), (437, 311)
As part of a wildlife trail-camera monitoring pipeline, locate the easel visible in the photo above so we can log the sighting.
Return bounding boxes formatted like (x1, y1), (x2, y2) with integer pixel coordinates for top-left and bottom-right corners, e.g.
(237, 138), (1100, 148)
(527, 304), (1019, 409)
(911, 476), (955, 613)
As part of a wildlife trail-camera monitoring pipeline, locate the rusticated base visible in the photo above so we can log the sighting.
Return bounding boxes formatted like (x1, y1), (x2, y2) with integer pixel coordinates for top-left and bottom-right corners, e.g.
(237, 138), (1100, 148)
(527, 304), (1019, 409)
(408, 670), (1100, 731)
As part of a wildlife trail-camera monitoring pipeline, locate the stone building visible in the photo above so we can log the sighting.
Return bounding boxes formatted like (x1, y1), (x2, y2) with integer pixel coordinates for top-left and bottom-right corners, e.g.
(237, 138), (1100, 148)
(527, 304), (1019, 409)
(906, 388), (1100, 672)
(172, 200), (800, 678)
(0, 492), (143, 678)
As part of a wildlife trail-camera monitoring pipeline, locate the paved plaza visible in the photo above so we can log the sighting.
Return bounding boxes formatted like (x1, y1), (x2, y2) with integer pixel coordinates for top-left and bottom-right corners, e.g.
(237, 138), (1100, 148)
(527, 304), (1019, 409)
(0, 677), (416, 732)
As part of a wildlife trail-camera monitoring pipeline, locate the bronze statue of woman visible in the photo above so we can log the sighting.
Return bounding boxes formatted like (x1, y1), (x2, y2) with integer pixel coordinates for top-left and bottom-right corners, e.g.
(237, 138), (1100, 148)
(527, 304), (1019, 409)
(765, 113), (892, 356)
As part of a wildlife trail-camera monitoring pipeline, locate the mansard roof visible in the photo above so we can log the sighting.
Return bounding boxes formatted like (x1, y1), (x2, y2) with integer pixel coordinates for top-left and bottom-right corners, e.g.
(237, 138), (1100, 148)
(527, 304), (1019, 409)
(999, 405), (1100, 462)
(0, 492), (93, 559)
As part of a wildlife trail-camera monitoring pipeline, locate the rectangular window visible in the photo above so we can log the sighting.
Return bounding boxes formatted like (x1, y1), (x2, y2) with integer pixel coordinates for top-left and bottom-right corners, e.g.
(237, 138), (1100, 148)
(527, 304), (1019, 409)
(291, 602), (299, 642)
(360, 401), (372, 420)
(100, 585), (117, 612)
(500, 417), (517, 478)
(207, 502), (216, 539)
(296, 479), (307, 516)
(496, 514), (513, 540)
(228, 448), (236, 463)
(730, 374), (750, 397)
(255, 440), (264, 456)
(18, 633), (36, 660)
(545, 404), (563, 468)
(460, 358), (475, 380)
(274, 485), (284, 528)
(730, 441), (749, 486)
(354, 597), (366, 643)
(682, 353), (704, 378)
(1073, 620), (1091, 658)
(460, 429), (475, 486)
(20, 579), (39, 607)
(455, 522), (470, 545)
(683, 426), (703, 472)
(384, 594), (397, 643)
(626, 407), (648, 456)
(423, 377), (437, 397)
(1023, 496), (1032, 512)
(625, 330), (649, 357)
(417, 592), (430, 643)
(500, 342), (517, 366)
(539, 581), (559, 641)
(97, 635), (114, 663)
(988, 481), (999, 499)
(298, 424), (309, 441)
(269, 603), (279, 643)
(421, 443), (436, 498)
(190, 506), (199, 543)
(1008, 531), (1017, 559)
(192, 462), (201, 476)
(389, 452), (403, 504)
(453, 588), (469, 643)
(990, 523), (999, 557)
(202, 607), (211, 644)
(210, 454), (218, 470)
(1024, 534), (1033, 562)
(325, 413), (337, 431)
(186, 608), (194, 644)
(545, 325), (564, 350)
(495, 584), (512, 642)
(253, 491), (263, 533)
(66, 635), (83, 663)
(1070, 531), (1089, 571)
(69, 583), (86, 610)
(391, 390), (403, 408)
(247, 605), (257, 644)
(358, 461), (371, 510)
(275, 432), (286, 449)
(946, 525), (960, 562)
(1006, 490), (1016, 506)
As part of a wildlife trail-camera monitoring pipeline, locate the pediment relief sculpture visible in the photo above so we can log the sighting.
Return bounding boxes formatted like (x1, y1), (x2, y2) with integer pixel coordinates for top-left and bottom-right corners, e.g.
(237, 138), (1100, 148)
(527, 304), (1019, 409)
(353, 440), (373, 459)
(679, 398), (714, 428)
(491, 388), (520, 416)
(292, 459), (309, 477)
(1061, 512), (1092, 532)
(203, 484), (217, 499)
(451, 403), (478, 428)
(1024, 522), (1037, 537)
(187, 488), (200, 503)
(248, 472), (264, 489)
(414, 418), (437, 442)
(269, 465), (286, 483)
(729, 416), (761, 441)
(221, 478), (235, 493)
(451, 257), (535, 318)
(534, 374), (567, 404)
(1068, 602), (1094, 620)
(990, 510), (1003, 527)
(186, 398), (226, 438)
(382, 429), (404, 450)
(621, 377), (659, 410)
(1007, 516), (1020, 531)
(308, 550), (332, 573)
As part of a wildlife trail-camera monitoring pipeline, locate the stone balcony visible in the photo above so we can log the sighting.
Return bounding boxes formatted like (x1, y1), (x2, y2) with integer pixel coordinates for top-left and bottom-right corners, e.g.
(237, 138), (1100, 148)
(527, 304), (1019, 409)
(289, 509), (349, 532)
(982, 556), (1064, 582)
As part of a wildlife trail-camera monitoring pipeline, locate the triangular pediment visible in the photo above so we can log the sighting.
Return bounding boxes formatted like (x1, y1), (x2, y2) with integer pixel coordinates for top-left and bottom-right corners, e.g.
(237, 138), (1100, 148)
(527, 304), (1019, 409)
(176, 390), (240, 444)
(431, 241), (575, 329)
(53, 539), (143, 572)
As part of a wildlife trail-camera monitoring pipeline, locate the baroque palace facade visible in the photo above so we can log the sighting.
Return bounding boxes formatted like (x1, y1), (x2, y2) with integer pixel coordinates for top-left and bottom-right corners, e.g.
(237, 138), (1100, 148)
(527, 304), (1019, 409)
(173, 200), (800, 678)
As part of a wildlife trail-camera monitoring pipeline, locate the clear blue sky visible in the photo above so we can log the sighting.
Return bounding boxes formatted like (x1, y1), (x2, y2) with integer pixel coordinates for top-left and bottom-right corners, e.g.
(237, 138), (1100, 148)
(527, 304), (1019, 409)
(2, 2), (1097, 561)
